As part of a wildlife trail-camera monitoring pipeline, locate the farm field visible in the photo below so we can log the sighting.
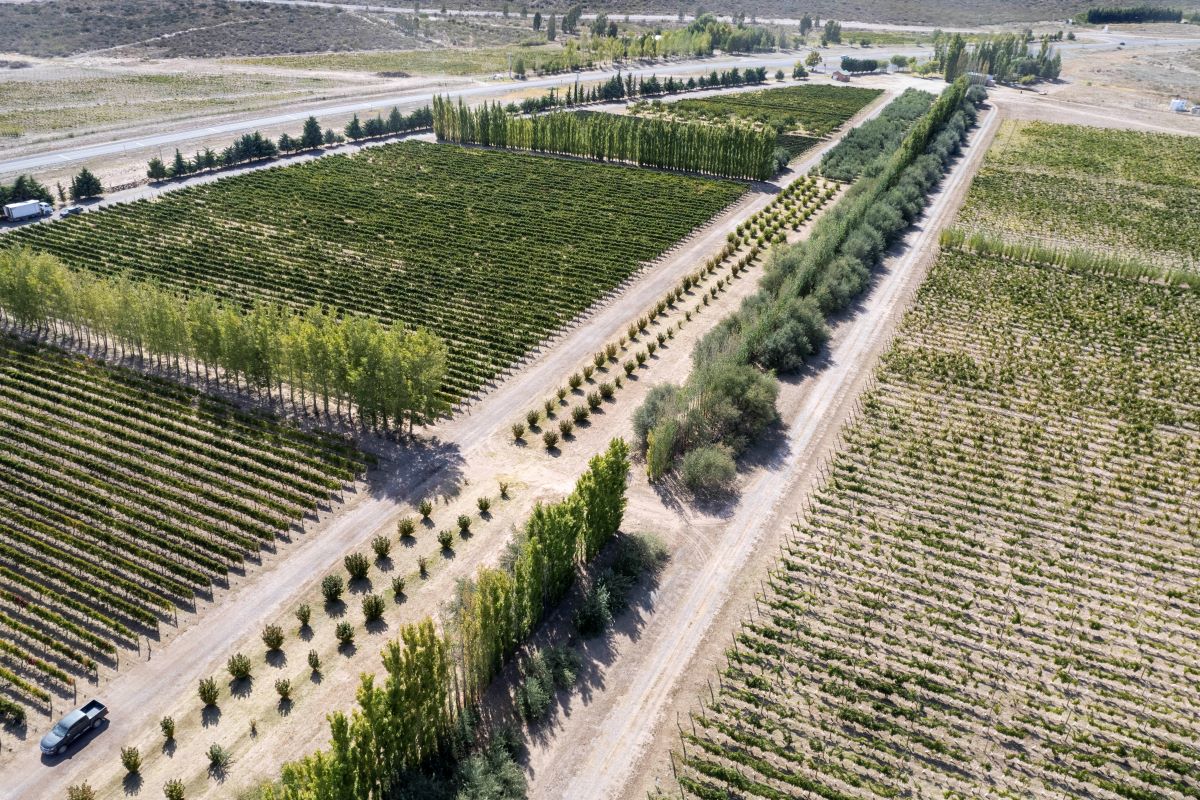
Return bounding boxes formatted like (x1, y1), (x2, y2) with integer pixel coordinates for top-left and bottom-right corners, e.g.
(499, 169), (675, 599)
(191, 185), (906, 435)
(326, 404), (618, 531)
(673, 246), (1200, 800)
(956, 120), (1200, 271)
(8, 141), (745, 401)
(631, 84), (883, 140)
(0, 332), (366, 725)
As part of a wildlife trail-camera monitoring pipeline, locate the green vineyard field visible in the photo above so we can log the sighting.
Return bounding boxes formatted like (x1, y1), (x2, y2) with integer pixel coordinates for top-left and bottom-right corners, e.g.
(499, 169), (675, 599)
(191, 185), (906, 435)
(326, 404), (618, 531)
(646, 84), (882, 138)
(957, 120), (1200, 271)
(8, 142), (745, 401)
(0, 333), (367, 717)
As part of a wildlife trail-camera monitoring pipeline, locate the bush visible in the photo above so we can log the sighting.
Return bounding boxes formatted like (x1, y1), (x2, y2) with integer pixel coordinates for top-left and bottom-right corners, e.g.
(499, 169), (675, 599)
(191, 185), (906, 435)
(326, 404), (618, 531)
(295, 604), (311, 629)
(632, 384), (680, 449)
(275, 678), (292, 701)
(593, 352), (607, 369)
(362, 593), (385, 622)
(517, 667), (551, 722)
(198, 677), (219, 706)
(586, 391), (602, 409)
(623, 360), (636, 375)
(397, 517), (416, 538)
(121, 746), (141, 775)
(438, 529), (455, 550)
(568, 373), (583, 390)
(574, 582), (613, 637)
(419, 499), (434, 519)
(559, 418), (574, 438)
(457, 514), (472, 533)
(525, 409), (540, 427)
(543, 398), (554, 417)
(418, 555), (429, 576)
(321, 574), (344, 604)
(646, 341), (657, 356)
(371, 535), (391, 560)
(542, 430), (559, 449)
(227, 652), (252, 680)
(344, 552), (370, 580)
(511, 422), (526, 441)
(556, 386), (567, 402)
(477, 496), (491, 513)
(582, 364), (595, 380)
(207, 743), (231, 771)
(307, 649), (321, 672)
(599, 381), (614, 399)
(681, 446), (738, 495)
(160, 716), (175, 741)
(572, 405), (589, 424)
(67, 784), (97, 800)
(635, 351), (647, 365)
(391, 576), (406, 597)
(261, 624), (284, 651)
(605, 343), (618, 360)
(163, 779), (186, 800)
(498, 480), (509, 498)
(335, 622), (354, 647)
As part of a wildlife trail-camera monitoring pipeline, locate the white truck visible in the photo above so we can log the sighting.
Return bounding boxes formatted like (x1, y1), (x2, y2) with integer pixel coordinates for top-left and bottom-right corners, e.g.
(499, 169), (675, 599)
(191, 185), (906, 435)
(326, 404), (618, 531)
(2, 199), (54, 222)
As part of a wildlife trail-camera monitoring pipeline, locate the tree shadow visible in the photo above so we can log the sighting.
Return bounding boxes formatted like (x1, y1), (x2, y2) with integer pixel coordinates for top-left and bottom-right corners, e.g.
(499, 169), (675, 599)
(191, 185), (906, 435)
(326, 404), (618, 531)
(309, 669), (323, 685)
(201, 705), (221, 728)
(338, 642), (358, 658)
(277, 698), (294, 717)
(375, 555), (395, 573)
(324, 599), (346, 619)
(299, 625), (314, 643)
(365, 618), (390, 636)
(122, 772), (143, 795)
(266, 650), (287, 669)
(161, 738), (176, 758)
(229, 677), (253, 699)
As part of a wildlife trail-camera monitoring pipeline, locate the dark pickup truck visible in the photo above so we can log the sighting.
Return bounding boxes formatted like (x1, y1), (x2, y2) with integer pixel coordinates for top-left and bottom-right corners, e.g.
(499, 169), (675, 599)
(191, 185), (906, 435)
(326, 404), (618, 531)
(40, 700), (107, 756)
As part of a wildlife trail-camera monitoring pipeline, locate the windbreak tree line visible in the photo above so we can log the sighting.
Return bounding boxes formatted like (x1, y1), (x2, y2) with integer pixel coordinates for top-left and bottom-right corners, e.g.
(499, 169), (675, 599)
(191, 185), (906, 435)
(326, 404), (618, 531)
(0, 174), (52, 206)
(633, 79), (982, 486)
(0, 247), (447, 431)
(818, 89), (936, 181)
(433, 97), (778, 181)
(1084, 5), (1182, 22)
(839, 56), (880, 73)
(512, 65), (771, 115)
(267, 439), (631, 800)
(936, 32), (1061, 83)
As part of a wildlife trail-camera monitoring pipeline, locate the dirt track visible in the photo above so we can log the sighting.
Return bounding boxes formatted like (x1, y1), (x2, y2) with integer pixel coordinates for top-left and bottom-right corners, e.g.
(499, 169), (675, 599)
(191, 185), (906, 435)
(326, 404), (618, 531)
(524, 103), (1002, 800)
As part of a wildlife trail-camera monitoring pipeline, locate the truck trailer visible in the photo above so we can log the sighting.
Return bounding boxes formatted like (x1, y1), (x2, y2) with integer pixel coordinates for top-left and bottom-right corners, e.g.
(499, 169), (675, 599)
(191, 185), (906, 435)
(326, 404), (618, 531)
(2, 199), (54, 222)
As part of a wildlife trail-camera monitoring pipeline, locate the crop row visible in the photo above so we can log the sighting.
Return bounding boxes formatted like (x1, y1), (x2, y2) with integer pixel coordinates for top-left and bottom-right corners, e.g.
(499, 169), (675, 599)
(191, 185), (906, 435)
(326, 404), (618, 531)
(674, 249), (1200, 800)
(8, 141), (744, 402)
(0, 333), (368, 716)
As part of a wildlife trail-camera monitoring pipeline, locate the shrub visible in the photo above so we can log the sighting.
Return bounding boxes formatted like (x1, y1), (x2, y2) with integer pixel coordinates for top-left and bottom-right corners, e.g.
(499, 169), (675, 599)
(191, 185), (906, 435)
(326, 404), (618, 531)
(543, 398), (554, 417)
(646, 341), (657, 356)
(517, 669), (552, 722)
(335, 622), (354, 647)
(160, 716), (175, 741)
(599, 382), (614, 399)
(568, 373), (583, 390)
(362, 593), (386, 622)
(418, 555), (429, 576)
(275, 678), (292, 701)
(307, 649), (321, 672)
(543, 430), (559, 449)
(556, 387), (567, 402)
(477, 496), (491, 513)
(498, 480), (509, 498)
(198, 677), (219, 706)
(626, 324), (638, 340)
(163, 779), (186, 800)
(586, 391), (602, 409)
(635, 351), (647, 365)
(371, 535), (391, 560)
(574, 581), (613, 637)
(559, 418), (574, 438)
(438, 530), (454, 550)
(623, 360), (636, 376)
(511, 422), (526, 441)
(321, 574), (344, 604)
(261, 624), (284, 651)
(397, 517), (416, 538)
(227, 652), (252, 680)
(593, 352), (606, 369)
(67, 784), (97, 800)
(344, 552), (370, 580)
(572, 405), (589, 424)
(526, 409), (540, 427)
(391, 576), (406, 597)
(457, 514), (472, 533)
(582, 364), (595, 380)
(637, 316), (649, 332)
(207, 743), (231, 771)
(418, 499), (433, 519)
(656, 332), (666, 345)
(295, 604), (311, 629)
(121, 746), (141, 775)
(681, 446), (738, 495)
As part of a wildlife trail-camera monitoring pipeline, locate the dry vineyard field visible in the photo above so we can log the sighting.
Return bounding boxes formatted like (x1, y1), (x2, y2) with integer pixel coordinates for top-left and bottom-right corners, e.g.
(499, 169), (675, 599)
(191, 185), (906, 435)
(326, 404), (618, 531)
(956, 120), (1200, 272)
(669, 120), (1200, 799)
(0, 333), (367, 726)
(7, 142), (745, 402)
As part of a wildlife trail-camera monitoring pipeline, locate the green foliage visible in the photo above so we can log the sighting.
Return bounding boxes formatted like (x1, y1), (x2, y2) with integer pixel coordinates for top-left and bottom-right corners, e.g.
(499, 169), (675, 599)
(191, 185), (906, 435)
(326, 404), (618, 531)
(320, 574), (344, 604)
(275, 678), (292, 701)
(227, 652), (252, 680)
(642, 84), (879, 138)
(160, 716), (175, 741)
(397, 517), (417, 538)
(391, 576), (406, 597)
(344, 552), (370, 581)
(511, 422), (526, 441)
(163, 779), (186, 800)
(542, 430), (559, 449)
(558, 418), (574, 438)
(207, 743), (232, 771)
(680, 446), (737, 494)
(371, 535), (392, 560)
(121, 746), (142, 775)
(438, 530), (455, 550)
(572, 405), (589, 424)
(526, 409), (540, 428)
(517, 646), (581, 722)
(198, 676), (219, 706)
(457, 514), (472, 534)
(362, 594), (385, 622)
(334, 622), (354, 647)
(295, 604), (311, 629)
(477, 496), (492, 514)
(573, 581), (613, 637)
(261, 624), (284, 651)
(69, 167), (102, 201)
(819, 88), (936, 181)
(419, 500), (434, 519)
(307, 650), (320, 672)
(67, 784), (97, 800)
(1085, 5), (1181, 22)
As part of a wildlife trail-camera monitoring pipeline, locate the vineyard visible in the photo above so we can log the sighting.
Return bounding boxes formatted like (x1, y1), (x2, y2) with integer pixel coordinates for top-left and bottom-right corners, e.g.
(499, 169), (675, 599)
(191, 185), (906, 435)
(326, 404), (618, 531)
(7, 141), (744, 401)
(0, 333), (366, 721)
(673, 247), (1200, 800)
(633, 85), (882, 141)
(956, 120), (1200, 271)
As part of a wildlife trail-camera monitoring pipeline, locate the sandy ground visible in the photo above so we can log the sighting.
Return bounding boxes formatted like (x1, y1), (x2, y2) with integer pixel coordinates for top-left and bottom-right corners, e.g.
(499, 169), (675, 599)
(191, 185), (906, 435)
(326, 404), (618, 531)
(0, 85), (896, 798)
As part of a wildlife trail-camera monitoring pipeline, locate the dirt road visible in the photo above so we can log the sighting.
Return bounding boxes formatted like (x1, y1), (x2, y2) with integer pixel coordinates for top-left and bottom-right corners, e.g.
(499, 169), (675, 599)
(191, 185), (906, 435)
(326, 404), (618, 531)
(524, 103), (1002, 800)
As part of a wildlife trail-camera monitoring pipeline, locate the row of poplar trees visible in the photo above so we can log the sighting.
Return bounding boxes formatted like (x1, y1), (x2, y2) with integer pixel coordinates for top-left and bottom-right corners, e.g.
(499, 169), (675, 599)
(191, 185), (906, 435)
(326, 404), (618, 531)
(433, 96), (778, 181)
(269, 439), (631, 799)
(0, 247), (447, 430)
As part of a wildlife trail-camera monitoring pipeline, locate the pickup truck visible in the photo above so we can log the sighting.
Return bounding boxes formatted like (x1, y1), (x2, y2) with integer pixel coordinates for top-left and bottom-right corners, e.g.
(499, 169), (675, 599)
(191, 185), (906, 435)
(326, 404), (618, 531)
(40, 700), (106, 756)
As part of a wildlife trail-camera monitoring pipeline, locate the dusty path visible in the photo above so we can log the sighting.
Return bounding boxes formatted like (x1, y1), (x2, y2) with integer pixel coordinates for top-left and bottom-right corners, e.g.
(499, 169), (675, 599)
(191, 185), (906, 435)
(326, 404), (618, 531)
(525, 103), (1001, 800)
(0, 89), (895, 799)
